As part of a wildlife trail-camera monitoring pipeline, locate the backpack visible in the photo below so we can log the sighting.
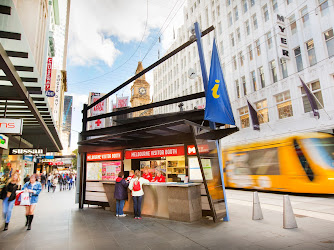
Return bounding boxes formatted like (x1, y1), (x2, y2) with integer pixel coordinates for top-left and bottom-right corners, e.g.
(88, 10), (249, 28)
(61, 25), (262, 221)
(133, 179), (141, 192)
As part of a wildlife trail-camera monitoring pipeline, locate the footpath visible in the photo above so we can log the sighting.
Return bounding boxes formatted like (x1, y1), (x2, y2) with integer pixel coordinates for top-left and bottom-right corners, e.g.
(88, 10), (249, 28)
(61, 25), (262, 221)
(0, 187), (334, 249)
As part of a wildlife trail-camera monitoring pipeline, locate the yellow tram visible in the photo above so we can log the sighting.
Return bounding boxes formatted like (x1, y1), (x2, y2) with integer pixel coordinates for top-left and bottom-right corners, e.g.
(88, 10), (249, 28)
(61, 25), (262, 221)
(222, 133), (334, 194)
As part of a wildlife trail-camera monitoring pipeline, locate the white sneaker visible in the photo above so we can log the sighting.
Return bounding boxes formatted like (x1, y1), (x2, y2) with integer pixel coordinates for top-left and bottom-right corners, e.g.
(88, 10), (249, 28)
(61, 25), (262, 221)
(118, 214), (127, 217)
(116, 214), (119, 217)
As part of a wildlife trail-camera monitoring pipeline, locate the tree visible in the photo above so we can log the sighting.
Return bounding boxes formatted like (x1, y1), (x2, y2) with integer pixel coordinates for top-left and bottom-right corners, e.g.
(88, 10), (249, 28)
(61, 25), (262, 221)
(72, 149), (78, 170)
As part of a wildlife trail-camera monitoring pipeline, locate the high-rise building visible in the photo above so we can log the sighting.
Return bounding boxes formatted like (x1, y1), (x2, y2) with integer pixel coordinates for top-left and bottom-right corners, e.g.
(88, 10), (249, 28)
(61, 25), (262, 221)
(153, 0), (334, 145)
(62, 95), (72, 154)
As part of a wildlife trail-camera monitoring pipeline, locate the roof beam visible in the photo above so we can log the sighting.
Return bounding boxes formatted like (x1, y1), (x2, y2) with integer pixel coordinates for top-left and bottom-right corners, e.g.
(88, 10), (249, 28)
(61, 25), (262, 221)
(0, 43), (61, 151)
(0, 31), (21, 40)
(6, 50), (28, 58)
(0, 5), (11, 15)
(14, 65), (34, 72)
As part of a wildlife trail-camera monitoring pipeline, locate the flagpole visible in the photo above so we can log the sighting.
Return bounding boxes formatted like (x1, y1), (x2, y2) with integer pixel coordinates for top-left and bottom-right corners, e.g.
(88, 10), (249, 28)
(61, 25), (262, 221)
(194, 22), (230, 222)
(300, 77), (331, 120)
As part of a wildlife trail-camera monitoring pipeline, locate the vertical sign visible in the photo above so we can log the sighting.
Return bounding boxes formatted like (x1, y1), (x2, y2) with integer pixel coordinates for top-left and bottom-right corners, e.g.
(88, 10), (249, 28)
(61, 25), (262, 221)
(45, 58), (53, 91)
(53, 71), (62, 125)
(276, 14), (289, 60)
(89, 93), (107, 130)
(116, 96), (129, 108)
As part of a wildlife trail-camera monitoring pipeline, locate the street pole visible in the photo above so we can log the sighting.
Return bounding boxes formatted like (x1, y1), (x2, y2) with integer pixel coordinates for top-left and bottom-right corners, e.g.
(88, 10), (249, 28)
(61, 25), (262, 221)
(194, 22), (230, 221)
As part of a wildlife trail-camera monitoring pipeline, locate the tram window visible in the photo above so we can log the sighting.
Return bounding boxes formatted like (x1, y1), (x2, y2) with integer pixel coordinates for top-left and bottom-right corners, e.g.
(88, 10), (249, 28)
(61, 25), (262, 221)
(293, 139), (314, 181)
(227, 147), (280, 175)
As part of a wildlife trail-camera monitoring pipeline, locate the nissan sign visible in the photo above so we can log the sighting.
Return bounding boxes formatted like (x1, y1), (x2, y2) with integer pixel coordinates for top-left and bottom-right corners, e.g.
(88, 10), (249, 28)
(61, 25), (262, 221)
(0, 118), (23, 135)
(9, 148), (45, 155)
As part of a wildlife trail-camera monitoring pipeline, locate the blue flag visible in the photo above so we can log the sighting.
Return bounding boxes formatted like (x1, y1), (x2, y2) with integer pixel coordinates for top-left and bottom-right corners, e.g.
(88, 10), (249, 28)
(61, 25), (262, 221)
(204, 40), (235, 125)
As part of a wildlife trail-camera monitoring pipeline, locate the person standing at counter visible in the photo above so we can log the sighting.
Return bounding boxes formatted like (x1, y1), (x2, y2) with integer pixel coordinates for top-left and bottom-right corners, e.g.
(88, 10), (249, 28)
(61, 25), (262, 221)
(128, 170), (149, 219)
(126, 170), (135, 181)
(152, 170), (166, 183)
(114, 172), (129, 217)
(142, 168), (152, 182)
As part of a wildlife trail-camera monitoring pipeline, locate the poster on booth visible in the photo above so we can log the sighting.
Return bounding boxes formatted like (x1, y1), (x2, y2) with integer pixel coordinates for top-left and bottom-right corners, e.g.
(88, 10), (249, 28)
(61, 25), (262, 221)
(87, 162), (102, 180)
(188, 157), (213, 181)
(102, 161), (121, 181)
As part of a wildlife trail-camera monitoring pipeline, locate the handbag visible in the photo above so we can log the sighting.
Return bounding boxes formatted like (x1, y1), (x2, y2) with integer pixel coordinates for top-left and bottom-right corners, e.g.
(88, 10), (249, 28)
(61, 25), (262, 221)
(15, 191), (23, 206)
(0, 186), (7, 200)
(19, 192), (31, 206)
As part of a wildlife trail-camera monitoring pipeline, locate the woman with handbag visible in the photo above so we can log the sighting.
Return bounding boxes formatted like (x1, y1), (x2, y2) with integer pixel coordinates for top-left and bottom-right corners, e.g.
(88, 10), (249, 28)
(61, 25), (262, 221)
(1, 172), (19, 231)
(22, 174), (42, 230)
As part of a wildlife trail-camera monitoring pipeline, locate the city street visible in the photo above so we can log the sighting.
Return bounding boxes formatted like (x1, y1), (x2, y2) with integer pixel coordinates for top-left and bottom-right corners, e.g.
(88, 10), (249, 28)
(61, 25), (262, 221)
(1, 188), (334, 249)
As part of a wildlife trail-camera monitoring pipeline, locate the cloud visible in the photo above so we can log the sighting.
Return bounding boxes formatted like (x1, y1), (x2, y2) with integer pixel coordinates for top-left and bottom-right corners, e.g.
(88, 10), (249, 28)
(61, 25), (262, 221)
(68, 0), (186, 67)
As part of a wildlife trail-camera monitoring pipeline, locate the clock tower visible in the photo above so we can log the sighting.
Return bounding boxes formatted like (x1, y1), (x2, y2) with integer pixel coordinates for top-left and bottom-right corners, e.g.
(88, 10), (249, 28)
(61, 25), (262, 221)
(130, 61), (153, 117)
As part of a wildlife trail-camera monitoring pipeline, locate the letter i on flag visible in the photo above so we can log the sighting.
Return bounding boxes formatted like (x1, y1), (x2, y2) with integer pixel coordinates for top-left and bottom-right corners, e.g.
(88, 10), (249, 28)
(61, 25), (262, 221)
(299, 77), (320, 118)
(247, 99), (260, 131)
(204, 39), (235, 125)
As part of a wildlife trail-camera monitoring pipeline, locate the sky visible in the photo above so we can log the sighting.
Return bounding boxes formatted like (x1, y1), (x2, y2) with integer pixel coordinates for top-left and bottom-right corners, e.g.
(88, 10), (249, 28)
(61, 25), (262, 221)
(66, 0), (187, 150)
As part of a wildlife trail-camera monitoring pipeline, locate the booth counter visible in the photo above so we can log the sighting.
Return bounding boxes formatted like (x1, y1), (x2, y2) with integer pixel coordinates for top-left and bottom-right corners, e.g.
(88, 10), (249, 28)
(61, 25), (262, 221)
(103, 182), (202, 222)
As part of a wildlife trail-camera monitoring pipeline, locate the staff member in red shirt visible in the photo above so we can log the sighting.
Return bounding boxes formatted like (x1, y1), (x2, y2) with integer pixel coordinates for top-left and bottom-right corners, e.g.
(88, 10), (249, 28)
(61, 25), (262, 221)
(153, 170), (166, 183)
(142, 168), (153, 182)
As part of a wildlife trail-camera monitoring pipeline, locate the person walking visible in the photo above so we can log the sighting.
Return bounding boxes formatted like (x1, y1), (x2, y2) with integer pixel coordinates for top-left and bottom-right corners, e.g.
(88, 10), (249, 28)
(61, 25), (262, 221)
(1, 172), (19, 231)
(128, 170), (149, 219)
(47, 173), (53, 192)
(58, 175), (63, 191)
(69, 174), (73, 190)
(114, 172), (129, 217)
(40, 173), (46, 190)
(22, 174), (42, 230)
(51, 176), (58, 193)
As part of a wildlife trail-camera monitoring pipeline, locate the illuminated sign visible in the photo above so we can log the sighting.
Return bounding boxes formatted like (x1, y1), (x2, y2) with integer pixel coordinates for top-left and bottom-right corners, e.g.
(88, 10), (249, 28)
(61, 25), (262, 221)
(0, 134), (8, 149)
(0, 118), (23, 134)
(125, 146), (184, 159)
(45, 58), (52, 91)
(87, 151), (122, 161)
(9, 148), (45, 155)
(187, 145), (210, 155)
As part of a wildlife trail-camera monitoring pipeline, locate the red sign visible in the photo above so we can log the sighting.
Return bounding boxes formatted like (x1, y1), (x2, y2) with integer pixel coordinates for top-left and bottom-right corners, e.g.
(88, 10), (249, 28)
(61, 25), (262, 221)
(116, 97), (129, 108)
(87, 151), (122, 161)
(45, 58), (53, 91)
(48, 161), (63, 166)
(187, 145), (210, 155)
(125, 146), (184, 159)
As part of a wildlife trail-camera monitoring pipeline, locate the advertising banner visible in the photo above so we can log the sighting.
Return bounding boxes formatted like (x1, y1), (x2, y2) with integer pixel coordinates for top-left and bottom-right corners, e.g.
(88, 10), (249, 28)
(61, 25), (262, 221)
(116, 96), (129, 108)
(89, 93), (107, 130)
(125, 146), (184, 159)
(45, 58), (52, 91)
(0, 134), (8, 149)
(0, 118), (23, 134)
(102, 161), (121, 181)
(53, 71), (62, 124)
(86, 151), (122, 161)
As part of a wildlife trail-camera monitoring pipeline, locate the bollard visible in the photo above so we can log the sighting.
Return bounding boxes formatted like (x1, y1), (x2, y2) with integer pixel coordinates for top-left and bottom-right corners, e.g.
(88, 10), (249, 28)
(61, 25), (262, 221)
(252, 191), (263, 220)
(283, 195), (298, 229)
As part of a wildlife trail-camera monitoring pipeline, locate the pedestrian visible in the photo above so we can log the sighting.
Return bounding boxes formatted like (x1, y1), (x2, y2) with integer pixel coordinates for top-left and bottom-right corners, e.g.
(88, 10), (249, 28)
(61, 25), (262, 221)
(128, 170), (149, 219)
(22, 174), (42, 230)
(72, 175), (75, 188)
(51, 176), (58, 192)
(40, 173), (46, 190)
(1, 172), (19, 231)
(126, 170), (135, 181)
(58, 175), (63, 191)
(47, 173), (53, 192)
(69, 174), (73, 190)
(24, 174), (30, 184)
(114, 172), (129, 217)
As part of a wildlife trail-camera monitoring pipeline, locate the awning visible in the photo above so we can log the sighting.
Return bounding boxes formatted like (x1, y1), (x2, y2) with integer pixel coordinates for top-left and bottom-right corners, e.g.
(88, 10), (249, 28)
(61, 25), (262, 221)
(0, 2), (62, 151)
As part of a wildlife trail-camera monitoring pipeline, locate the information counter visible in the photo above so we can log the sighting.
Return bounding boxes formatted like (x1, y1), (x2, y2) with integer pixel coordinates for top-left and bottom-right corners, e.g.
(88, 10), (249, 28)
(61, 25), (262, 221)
(103, 182), (202, 222)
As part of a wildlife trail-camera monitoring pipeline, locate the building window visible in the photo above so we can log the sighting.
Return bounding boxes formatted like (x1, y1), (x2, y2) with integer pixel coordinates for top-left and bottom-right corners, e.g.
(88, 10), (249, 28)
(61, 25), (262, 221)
(270, 60), (277, 83)
(234, 6), (239, 21)
(218, 22), (222, 34)
(251, 0), (255, 6)
(227, 0), (231, 6)
(212, 10), (215, 21)
(289, 15), (297, 35)
(287, 0), (292, 4)
(236, 28), (241, 42)
(280, 59), (288, 79)
(248, 45), (253, 61)
(256, 99), (269, 123)
(294, 47), (303, 72)
(306, 39), (317, 66)
(235, 80), (240, 98)
(252, 15), (258, 30)
(233, 56), (237, 70)
(251, 71), (257, 91)
(217, 5), (220, 16)
(256, 39), (261, 56)
(267, 32), (272, 49)
(319, 0), (329, 16)
(239, 106), (250, 128)
(239, 52), (244, 67)
(259, 66), (265, 88)
(230, 33), (235, 47)
(228, 12), (233, 26)
(242, 76), (247, 95)
(263, 5), (269, 22)
(272, 0), (278, 12)
(243, 0), (248, 13)
(220, 41), (224, 55)
(276, 91), (293, 119)
(245, 20), (250, 36)
(301, 7), (309, 27)
(301, 81), (324, 113)
(324, 29), (334, 58)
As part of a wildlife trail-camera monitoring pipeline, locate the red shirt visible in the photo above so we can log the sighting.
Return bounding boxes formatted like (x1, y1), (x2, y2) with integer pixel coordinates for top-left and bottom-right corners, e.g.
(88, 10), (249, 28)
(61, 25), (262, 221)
(126, 175), (135, 181)
(142, 173), (153, 182)
(153, 175), (166, 183)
